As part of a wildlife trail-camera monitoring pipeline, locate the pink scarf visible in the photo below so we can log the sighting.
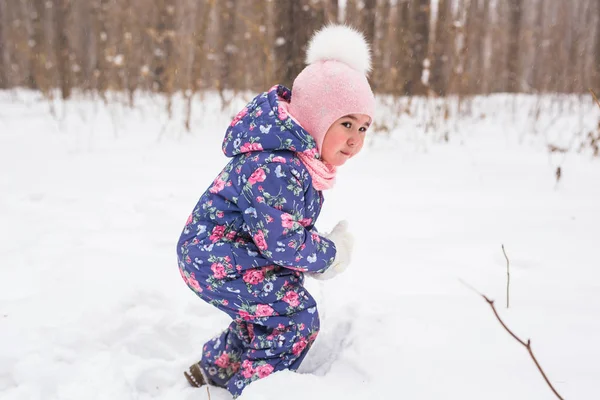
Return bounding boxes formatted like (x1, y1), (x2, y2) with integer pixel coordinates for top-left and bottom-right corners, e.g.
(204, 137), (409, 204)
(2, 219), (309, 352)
(278, 99), (338, 190)
(296, 151), (337, 191)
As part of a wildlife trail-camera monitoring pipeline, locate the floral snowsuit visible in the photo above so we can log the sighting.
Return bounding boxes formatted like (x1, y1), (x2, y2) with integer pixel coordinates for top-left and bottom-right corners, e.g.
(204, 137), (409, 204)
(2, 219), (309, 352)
(177, 85), (337, 397)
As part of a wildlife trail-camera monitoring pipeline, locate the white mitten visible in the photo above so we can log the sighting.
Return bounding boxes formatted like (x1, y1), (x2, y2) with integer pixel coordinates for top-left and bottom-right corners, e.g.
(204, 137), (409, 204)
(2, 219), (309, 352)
(310, 220), (354, 280)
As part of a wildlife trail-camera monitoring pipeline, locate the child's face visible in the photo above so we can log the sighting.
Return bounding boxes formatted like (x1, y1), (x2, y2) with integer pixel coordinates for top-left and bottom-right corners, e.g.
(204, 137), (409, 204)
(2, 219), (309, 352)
(321, 114), (371, 166)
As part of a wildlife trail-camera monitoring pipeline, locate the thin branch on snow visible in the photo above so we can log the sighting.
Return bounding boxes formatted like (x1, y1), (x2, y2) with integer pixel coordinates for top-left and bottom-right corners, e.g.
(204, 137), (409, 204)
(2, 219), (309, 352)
(589, 89), (600, 109)
(502, 244), (511, 309)
(207, 386), (211, 400)
(459, 280), (564, 400)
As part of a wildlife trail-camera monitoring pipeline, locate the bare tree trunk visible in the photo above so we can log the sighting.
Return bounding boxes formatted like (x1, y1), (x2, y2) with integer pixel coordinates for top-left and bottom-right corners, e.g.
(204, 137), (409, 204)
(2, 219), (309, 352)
(448, 0), (470, 96)
(215, 0), (237, 91)
(409, 0), (430, 95)
(506, 0), (522, 92)
(53, 0), (71, 99)
(431, 0), (452, 96)
(345, 0), (359, 26)
(580, 0), (594, 92)
(121, 0), (137, 105)
(239, 0), (274, 91)
(373, 0), (392, 93)
(185, 0), (215, 130)
(568, 1), (582, 92)
(361, 0), (377, 88)
(152, 0), (176, 117)
(552, 0), (570, 92)
(31, 0), (51, 93)
(325, 0), (339, 23)
(362, 0), (376, 46)
(190, 0), (212, 92)
(594, 0), (600, 93)
(464, 0), (480, 94)
(92, 0), (109, 94)
(18, 0), (36, 90)
(0, 0), (7, 88)
(478, 0), (490, 93)
(531, 0), (545, 91)
(394, 0), (412, 95)
(274, 0), (313, 88)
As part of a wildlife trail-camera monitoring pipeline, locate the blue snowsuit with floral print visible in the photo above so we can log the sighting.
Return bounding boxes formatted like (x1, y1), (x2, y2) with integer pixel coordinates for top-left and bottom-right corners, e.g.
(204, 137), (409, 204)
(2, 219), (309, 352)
(177, 85), (337, 397)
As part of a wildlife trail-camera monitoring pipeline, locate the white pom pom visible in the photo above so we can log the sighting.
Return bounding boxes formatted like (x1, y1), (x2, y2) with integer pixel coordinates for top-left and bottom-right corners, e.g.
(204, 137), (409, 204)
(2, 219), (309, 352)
(305, 24), (372, 75)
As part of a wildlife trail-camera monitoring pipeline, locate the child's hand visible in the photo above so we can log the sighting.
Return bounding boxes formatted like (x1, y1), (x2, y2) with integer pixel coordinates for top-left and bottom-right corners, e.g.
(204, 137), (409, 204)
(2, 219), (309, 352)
(309, 220), (354, 280)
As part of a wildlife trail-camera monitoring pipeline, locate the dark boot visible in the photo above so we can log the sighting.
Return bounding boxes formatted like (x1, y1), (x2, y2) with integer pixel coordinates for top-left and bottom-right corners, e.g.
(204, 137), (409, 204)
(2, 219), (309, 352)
(184, 363), (207, 388)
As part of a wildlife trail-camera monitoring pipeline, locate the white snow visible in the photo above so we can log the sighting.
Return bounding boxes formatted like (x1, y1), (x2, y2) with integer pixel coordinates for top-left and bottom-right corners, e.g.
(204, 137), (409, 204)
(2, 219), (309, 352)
(1, 89), (599, 400)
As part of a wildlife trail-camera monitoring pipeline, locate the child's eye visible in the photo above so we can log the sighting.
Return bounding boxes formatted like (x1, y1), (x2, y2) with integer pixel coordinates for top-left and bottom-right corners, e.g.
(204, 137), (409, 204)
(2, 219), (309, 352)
(359, 126), (368, 133)
(341, 122), (352, 129)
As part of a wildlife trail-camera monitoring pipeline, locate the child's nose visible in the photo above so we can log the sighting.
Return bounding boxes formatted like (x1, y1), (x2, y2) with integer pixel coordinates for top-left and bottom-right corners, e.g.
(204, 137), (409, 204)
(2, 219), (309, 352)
(348, 133), (360, 147)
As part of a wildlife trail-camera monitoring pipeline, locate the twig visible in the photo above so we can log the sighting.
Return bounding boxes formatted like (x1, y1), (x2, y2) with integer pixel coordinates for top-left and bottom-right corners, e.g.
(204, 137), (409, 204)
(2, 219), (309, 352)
(502, 244), (510, 308)
(460, 281), (564, 400)
(206, 386), (211, 400)
(589, 89), (600, 109)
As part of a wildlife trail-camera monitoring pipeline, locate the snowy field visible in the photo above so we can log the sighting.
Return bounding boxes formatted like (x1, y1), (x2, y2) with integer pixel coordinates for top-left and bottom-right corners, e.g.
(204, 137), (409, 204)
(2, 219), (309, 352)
(1, 90), (599, 399)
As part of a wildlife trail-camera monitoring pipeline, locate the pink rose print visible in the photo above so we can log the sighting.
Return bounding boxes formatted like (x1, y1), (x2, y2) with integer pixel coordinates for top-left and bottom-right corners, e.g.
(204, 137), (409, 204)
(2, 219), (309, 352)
(292, 337), (308, 356)
(282, 290), (300, 307)
(304, 147), (319, 159)
(253, 230), (268, 251)
(241, 359), (254, 379)
(179, 268), (188, 284)
(230, 107), (248, 127)
(247, 323), (255, 341)
(215, 352), (230, 368)
(281, 213), (295, 228)
(185, 214), (193, 226)
(272, 156), (287, 163)
(239, 310), (252, 321)
(243, 269), (265, 285)
(210, 225), (225, 242)
(255, 304), (274, 317)
(300, 218), (312, 227)
(265, 215), (274, 223)
(209, 178), (225, 193)
(211, 262), (227, 279)
(311, 232), (321, 243)
(256, 364), (274, 378)
(256, 196), (265, 203)
(217, 211), (224, 218)
(240, 142), (264, 153)
(248, 168), (267, 185)
(188, 274), (202, 292)
(231, 362), (241, 373)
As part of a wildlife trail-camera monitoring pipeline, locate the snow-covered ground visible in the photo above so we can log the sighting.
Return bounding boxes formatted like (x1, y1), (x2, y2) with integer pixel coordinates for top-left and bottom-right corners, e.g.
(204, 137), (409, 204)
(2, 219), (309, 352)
(1, 90), (599, 400)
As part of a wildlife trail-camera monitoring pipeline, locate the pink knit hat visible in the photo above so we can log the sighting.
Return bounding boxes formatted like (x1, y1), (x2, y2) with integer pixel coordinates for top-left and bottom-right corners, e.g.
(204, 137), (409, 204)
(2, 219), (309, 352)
(288, 25), (376, 153)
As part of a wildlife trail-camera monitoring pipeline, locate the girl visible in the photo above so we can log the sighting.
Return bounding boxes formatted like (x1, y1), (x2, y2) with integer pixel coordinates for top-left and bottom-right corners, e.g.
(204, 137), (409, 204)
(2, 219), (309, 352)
(177, 24), (375, 398)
